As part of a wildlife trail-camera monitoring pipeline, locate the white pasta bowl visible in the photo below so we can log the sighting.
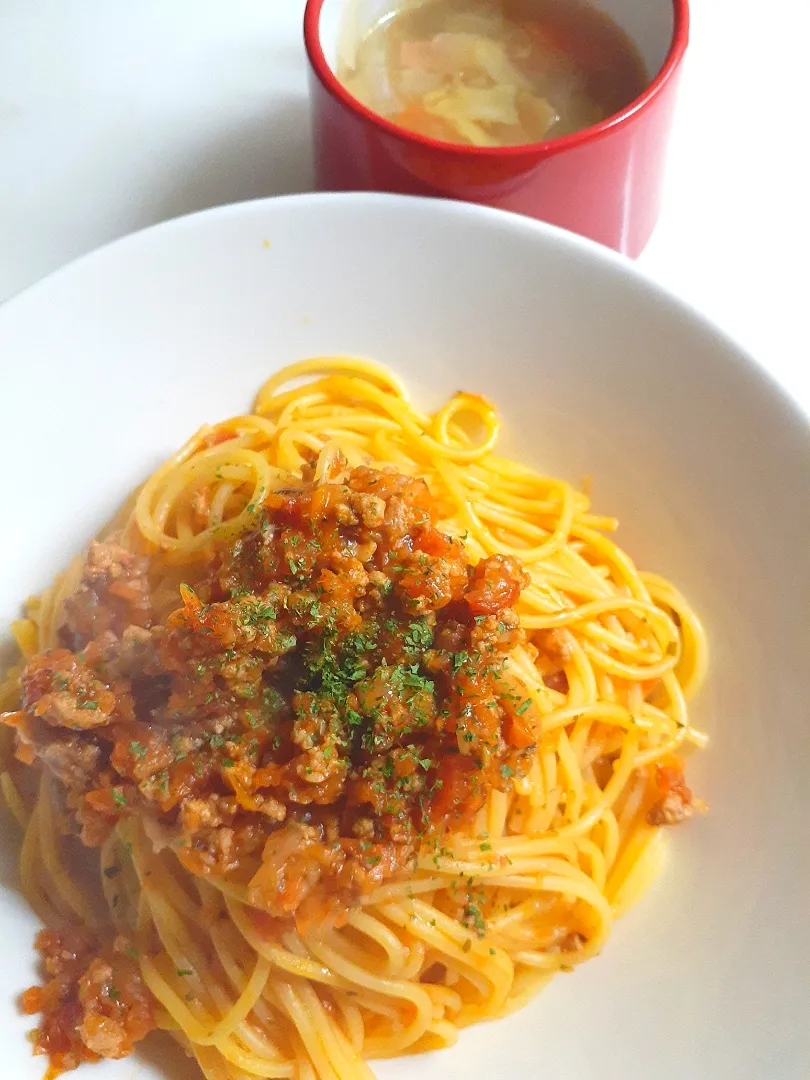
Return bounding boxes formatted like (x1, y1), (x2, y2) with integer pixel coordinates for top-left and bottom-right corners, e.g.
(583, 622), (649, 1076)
(0, 193), (807, 1080)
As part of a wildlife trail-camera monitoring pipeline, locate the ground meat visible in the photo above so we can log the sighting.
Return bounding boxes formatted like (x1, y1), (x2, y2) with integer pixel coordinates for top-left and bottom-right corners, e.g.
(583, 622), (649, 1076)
(396, 549), (469, 615)
(78, 957), (151, 1058)
(286, 705), (348, 803)
(85, 543), (135, 583)
(383, 493), (422, 537)
(646, 761), (696, 826)
(38, 734), (103, 790)
(470, 609), (523, 653)
(100, 626), (160, 680)
(21, 929), (155, 1072)
(349, 491), (386, 527)
(179, 794), (236, 832)
(21, 650), (115, 730)
(178, 818), (269, 878)
(351, 815), (375, 839)
(647, 789), (695, 826)
(247, 822), (341, 918)
(60, 541), (153, 647)
(350, 466), (433, 537)
(362, 569), (390, 610)
(324, 552), (371, 600)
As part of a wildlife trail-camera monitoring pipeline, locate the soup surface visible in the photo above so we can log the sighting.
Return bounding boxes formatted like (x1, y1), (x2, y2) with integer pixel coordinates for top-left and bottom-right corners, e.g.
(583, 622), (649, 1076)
(338, 0), (649, 147)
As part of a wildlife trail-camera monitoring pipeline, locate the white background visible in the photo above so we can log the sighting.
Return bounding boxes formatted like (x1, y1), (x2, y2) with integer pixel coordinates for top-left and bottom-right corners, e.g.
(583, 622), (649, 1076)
(1, 0), (809, 409)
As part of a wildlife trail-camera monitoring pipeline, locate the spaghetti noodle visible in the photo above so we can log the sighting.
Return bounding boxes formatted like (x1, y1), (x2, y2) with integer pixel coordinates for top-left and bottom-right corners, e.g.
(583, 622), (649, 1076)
(0, 357), (707, 1079)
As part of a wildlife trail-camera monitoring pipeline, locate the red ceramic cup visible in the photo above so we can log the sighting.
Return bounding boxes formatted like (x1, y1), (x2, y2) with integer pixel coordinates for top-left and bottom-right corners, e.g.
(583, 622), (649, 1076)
(304, 0), (688, 257)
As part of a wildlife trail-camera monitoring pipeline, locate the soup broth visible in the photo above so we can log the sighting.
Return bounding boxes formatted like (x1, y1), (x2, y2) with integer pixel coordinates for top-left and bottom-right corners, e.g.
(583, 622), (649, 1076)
(338, 0), (649, 147)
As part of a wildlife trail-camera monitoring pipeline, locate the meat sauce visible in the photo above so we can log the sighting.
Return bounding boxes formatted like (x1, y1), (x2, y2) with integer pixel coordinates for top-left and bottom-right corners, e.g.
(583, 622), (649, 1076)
(7, 461), (539, 1070)
(20, 929), (155, 1075)
(6, 458), (696, 1072)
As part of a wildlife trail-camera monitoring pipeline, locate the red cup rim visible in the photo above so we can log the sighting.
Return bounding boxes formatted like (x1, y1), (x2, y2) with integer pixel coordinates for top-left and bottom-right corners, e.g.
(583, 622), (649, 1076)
(304, 0), (689, 159)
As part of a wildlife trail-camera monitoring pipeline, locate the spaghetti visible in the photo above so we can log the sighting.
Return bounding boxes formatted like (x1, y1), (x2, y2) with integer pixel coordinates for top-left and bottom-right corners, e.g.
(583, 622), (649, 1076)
(0, 357), (707, 1080)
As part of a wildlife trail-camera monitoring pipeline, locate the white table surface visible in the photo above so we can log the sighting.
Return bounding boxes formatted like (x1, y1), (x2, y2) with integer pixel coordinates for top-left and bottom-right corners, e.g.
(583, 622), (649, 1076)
(2, 0), (809, 413)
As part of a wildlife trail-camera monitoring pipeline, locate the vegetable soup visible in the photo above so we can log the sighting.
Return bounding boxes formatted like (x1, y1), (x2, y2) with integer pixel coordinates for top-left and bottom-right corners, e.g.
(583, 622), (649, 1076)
(338, 0), (649, 147)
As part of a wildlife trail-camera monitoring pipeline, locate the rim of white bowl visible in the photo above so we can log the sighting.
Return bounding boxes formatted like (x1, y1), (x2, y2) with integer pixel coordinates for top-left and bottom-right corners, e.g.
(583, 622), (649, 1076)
(0, 192), (807, 442)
